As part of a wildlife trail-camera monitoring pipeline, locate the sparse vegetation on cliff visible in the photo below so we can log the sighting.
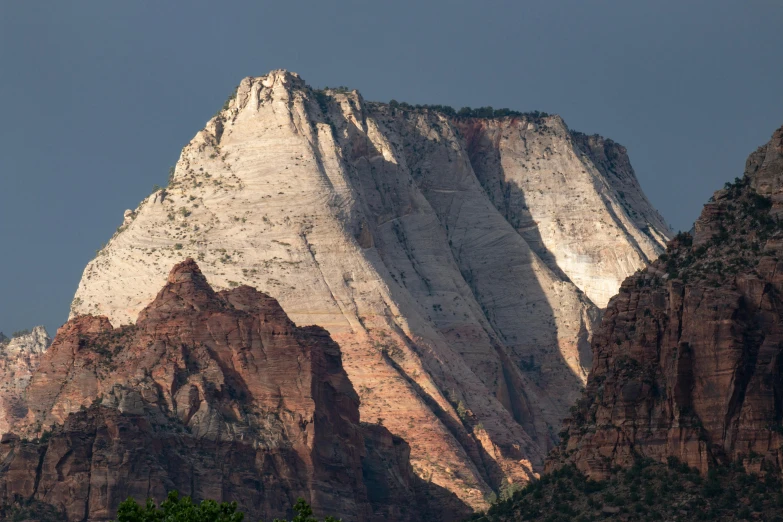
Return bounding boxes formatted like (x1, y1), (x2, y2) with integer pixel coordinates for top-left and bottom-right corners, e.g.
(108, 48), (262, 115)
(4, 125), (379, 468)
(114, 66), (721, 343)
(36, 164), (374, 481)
(471, 459), (783, 522)
(212, 85), (239, 119)
(645, 175), (779, 286)
(387, 99), (550, 121)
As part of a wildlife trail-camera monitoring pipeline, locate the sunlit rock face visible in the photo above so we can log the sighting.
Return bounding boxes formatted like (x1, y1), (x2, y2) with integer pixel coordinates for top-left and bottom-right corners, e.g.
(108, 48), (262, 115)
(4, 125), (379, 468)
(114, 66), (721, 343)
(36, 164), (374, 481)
(459, 119), (669, 308)
(0, 326), (49, 434)
(550, 125), (783, 479)
(70, 70), (668, 507)
(0, 260), (468, 522)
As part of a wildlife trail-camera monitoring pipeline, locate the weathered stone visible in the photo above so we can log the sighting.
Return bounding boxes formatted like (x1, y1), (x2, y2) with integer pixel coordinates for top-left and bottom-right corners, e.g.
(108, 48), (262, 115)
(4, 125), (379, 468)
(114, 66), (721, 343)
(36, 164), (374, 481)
(69, 70), (669, 505)
(0, 260), (468, 521)
(458, 119), (669, 307)
(550, 125), (783, 479)
(0, 326), (49, 434)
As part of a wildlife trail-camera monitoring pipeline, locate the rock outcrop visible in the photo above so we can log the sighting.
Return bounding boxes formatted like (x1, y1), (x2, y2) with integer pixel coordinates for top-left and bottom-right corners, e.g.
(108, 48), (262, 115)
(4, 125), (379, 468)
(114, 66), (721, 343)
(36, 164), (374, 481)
(69, 70), (669, 505)
(0, 260), (468, 521)
(0, 326), (49, 434)
(551, 125), (783, 478)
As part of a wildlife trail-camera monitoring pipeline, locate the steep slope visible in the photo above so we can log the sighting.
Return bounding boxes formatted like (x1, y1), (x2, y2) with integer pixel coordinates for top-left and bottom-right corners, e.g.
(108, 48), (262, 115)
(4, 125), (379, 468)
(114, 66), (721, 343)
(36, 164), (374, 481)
(70, 70), (668, 505)
(458, 120), (668, 308)
(550, 125), (783, 478)
(0, 326), (49, 434)
(0, 260), (466, 522)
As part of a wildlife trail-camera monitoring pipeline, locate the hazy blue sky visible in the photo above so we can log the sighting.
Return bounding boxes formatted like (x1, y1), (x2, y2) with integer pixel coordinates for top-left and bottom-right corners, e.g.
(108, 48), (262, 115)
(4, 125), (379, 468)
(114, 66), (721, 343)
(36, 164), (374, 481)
(1, 1), (782, 336)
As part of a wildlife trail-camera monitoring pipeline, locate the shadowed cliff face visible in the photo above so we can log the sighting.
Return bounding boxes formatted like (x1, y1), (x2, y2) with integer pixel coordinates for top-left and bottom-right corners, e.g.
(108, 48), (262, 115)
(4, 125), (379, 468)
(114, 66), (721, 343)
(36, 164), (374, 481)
(68, 70), (668, 506)
(0, 260), (469, 522)
(551, 125), (783, 479)
(456, 119), (669, 308)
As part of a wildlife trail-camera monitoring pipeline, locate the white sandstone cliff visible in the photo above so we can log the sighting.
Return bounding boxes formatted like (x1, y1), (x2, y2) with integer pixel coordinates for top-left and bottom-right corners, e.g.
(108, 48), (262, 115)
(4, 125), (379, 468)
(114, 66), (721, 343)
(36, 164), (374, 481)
(70, 70), (669, 508)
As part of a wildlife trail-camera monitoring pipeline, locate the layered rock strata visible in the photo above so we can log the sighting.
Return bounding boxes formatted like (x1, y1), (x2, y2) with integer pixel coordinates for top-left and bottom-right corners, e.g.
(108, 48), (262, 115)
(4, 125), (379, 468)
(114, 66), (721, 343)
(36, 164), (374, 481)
(0, 260), (467, 521)
(0, 326), (49, 434)
(457, 121), (668, 307)
(551, 125), (783, 478)
(70, 70), (669, 504)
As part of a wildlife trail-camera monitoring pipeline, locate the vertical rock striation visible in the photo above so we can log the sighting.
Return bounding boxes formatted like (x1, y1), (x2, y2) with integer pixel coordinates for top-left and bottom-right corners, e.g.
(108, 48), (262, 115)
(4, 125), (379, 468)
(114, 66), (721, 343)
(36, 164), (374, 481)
(0, 260), (468, 521)
(0, 326), (49, 434)
(69, 70), (669, 504)
(458, 119), (668, 308)
(551, 125), (783, 478)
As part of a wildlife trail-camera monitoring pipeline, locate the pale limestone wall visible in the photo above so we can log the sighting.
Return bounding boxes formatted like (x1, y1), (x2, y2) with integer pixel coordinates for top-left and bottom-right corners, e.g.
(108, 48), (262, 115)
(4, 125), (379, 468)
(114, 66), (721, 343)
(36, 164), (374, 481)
(70, 70), (668, 507)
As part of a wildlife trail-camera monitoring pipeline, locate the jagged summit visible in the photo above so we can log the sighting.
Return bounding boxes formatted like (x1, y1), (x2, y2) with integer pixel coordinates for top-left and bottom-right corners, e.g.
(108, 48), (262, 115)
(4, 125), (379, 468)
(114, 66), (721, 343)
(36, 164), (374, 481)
(746, 125), (783, 204)
(143, 257), (221, 313)
(0, 325), (49, 355)
(70, 68), (669, 508)
(219, 69), (670, 305)
(167, 256), (206, 281)
(259, 68), (306, 86)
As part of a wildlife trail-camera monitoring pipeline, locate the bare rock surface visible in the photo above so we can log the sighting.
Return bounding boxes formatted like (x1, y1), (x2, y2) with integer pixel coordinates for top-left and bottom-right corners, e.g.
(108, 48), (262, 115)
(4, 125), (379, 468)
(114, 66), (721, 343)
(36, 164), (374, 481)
(0, 326), (49, 434)
(69, 70), (669, 505)
(550, 125), (783, 478)
(0, 260), (468, 521)
(458, 119), (669, 308)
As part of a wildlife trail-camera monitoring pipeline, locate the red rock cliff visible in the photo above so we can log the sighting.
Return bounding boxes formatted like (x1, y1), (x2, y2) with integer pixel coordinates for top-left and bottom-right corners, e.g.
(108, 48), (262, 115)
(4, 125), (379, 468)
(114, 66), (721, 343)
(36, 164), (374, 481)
(0, 259), (468, 521)
(550, 125), (783, 479)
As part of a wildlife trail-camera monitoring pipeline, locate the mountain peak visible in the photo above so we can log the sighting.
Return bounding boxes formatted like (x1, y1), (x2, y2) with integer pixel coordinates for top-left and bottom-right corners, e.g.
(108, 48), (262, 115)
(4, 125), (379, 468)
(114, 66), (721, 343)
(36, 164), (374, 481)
(746, 124), (783, 206)
(243, 69), (307, 96)
(260, 68), (304, 86)
(70, 71), (671, 507)
(1, 261), (468, 521)
(139, 258), (220, 318)
(2, 325), (50, 355)
(166, 257), (208, 285)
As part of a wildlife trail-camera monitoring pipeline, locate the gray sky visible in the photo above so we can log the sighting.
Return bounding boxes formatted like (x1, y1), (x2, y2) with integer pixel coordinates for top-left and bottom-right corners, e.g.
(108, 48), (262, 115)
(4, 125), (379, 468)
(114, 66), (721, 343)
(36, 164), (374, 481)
(1, 1), (782, 336)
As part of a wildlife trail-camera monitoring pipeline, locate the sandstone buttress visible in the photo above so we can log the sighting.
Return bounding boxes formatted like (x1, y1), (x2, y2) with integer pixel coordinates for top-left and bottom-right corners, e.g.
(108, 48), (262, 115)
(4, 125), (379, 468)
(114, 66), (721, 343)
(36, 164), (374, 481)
(0, 260), (469, 521)
(70, 70), (670, 506)
(551, 124), (783, 478)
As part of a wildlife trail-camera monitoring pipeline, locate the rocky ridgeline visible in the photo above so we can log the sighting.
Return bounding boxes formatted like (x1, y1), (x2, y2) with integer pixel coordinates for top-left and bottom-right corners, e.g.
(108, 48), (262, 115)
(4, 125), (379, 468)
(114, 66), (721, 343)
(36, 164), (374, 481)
(0, 326), (50, 434)
(548, 125), (783, 482)
(69, 70), (669, 506)
(0, 260), (469, 522)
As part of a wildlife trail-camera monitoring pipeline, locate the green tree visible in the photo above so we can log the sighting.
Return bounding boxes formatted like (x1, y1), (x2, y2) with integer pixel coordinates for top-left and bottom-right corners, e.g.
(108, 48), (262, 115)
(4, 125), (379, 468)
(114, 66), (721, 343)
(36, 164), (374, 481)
(115, 491), (244, 522)
(115, 492), (339, 522)
(273, 498), (340, 522)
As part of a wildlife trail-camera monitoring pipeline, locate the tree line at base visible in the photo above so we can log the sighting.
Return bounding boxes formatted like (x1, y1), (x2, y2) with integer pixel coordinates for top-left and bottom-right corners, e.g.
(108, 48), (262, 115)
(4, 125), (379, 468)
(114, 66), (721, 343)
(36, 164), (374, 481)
(115, 491), (339, 522)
